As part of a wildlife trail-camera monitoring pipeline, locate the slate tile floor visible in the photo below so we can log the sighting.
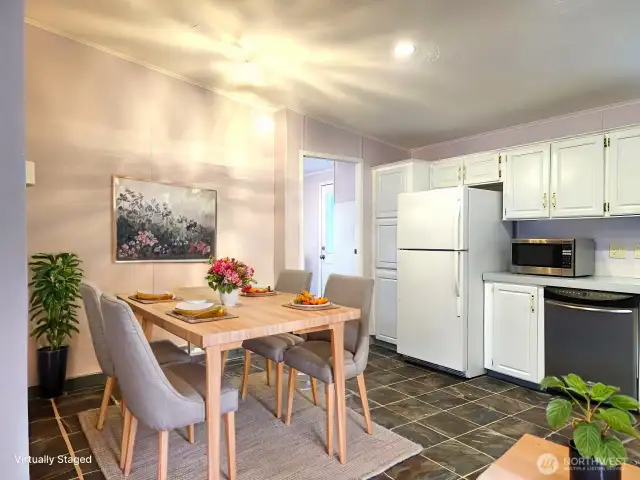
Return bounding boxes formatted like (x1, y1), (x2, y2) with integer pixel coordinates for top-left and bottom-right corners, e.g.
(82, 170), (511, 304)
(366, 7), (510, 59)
(28, 344), (577, 480)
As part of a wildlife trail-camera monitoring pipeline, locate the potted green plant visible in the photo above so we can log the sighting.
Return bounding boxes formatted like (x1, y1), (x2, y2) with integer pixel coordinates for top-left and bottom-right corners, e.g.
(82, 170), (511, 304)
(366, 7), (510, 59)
(29, 253), (83, 398)
(542, 374), (640, 480)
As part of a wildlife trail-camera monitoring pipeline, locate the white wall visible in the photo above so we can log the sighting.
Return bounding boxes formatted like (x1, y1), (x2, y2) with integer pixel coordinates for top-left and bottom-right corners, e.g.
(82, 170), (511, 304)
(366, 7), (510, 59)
(303, 170), (333, 294)
(1, 1), (29, 477)
(517, 218), (640, 278)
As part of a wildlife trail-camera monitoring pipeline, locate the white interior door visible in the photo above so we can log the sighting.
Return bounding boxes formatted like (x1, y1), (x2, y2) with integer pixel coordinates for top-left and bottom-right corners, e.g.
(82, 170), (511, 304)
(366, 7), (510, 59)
(319, 182), (335, 294)
(334, 200), (357, 276)
(397, 249), (467, 372)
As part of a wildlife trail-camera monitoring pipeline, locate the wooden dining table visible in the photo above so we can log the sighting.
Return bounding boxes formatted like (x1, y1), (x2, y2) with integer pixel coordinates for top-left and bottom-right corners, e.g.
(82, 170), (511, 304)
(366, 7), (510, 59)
(118, 286), (361, 480)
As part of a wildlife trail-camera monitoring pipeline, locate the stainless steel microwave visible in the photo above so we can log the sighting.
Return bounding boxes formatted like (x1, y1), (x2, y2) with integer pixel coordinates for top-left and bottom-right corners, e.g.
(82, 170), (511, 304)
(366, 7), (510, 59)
(511, 239), (595, 277)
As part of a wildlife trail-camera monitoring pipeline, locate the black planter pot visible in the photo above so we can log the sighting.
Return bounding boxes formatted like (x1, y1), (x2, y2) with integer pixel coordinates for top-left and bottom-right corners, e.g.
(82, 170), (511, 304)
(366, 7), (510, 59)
(569, 441), (621, 480)
(37, 346), (69, 399)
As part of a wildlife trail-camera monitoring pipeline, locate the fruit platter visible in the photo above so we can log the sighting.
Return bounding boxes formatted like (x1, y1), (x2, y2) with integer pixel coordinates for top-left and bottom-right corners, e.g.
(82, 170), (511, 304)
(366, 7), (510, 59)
(288, 290), (333, 310)
(136, 290), (174, 300)
(173, 302), (228, 319)
(240, 285), (277, 297)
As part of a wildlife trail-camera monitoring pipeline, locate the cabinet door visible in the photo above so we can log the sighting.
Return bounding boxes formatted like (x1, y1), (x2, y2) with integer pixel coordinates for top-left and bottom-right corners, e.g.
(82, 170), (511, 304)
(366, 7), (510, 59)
(375, 166), (407, 218)
(375, 270), (397, 343)
(430, 158), (462, 189)
(503, 144), (550, 219)
(491, 283), (539, 382)
(464, 153), (502, 185)
(550, 135), (605, 218)
(375, 219), (397, 269)
(608, 128), (640, 216)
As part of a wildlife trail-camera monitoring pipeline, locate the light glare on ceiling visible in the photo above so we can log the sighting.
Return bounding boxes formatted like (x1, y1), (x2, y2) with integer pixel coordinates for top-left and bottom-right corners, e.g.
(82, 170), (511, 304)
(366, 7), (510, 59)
(394, 41), (416, 59)
(255, 114), (274, 133)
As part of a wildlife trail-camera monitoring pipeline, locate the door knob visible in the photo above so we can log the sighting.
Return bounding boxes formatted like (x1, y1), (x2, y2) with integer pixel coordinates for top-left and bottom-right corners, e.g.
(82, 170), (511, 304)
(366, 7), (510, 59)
(320, 255), (326, 260)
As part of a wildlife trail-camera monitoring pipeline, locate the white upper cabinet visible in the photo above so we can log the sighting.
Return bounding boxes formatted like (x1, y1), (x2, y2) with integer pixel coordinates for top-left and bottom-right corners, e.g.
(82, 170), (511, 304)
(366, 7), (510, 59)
(374, 161), (430, 218)
(607, 128), (640, 216)
(375, 219), (398, 269)
(375, 165), (407, 218)
(463, 152), (502, 185)
(430, 158), (462, 189)
(503, 144), (550, 220)
(488, 283), (541, 383)
(550, 135), (605, 218)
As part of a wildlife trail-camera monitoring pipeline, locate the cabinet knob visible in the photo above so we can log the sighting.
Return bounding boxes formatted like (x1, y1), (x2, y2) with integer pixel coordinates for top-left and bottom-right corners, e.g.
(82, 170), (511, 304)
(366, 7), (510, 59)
(320, 255), (325, 260)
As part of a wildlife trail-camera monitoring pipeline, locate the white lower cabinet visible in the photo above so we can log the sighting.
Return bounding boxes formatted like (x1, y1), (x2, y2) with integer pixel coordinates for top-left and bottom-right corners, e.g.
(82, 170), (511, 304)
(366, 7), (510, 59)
(485, 282), (544, 383)
(375, 269), (398, 344)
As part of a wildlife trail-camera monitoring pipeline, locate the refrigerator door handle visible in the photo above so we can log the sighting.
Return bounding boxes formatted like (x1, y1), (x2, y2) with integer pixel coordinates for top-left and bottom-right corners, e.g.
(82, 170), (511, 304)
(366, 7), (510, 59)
(454, 251), (461, 317)
(454, 198), (462, 250)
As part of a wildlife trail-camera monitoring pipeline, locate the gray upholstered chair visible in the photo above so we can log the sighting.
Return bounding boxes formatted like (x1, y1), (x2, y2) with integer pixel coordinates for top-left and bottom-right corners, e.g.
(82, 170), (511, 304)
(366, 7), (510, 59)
(283, 274), (374, 455)
(240, 269), (312, 418)
(101, 295), (238, 480)
(80, 281), (192, 430)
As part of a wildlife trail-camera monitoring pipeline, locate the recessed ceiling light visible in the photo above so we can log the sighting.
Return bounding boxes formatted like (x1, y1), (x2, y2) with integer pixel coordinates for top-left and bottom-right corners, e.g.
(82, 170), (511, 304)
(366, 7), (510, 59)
(394, 41), (416, 59)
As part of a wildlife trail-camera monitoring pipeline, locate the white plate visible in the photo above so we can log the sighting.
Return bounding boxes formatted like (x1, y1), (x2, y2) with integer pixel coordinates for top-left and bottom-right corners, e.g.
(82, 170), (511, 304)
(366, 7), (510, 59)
(183, 299), (208, 304)
(175, 302), (214, 311)
(288, 301), (333, 310)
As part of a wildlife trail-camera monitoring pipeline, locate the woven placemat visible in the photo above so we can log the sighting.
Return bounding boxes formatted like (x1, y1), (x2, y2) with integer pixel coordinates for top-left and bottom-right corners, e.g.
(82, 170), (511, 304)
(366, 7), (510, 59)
(282, 303), (338, 311)
(240, 291), (278, 297)
(166, 310), (239, 324)
(128, 295), (182, 304)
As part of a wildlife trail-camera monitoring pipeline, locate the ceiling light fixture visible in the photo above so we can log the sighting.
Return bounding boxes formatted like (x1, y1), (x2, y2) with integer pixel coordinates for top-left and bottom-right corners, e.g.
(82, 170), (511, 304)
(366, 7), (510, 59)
(394, 41), (416, 59)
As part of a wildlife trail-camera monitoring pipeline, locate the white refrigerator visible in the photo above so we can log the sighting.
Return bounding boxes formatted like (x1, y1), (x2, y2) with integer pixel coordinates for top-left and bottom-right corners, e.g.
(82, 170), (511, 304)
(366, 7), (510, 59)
(397, 187), (511, 377)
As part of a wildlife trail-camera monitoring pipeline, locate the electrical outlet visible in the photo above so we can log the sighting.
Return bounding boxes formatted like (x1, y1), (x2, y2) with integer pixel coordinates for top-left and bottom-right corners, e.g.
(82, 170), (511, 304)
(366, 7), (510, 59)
(635, 245), (640, 259)
(610, 244), (626, 259)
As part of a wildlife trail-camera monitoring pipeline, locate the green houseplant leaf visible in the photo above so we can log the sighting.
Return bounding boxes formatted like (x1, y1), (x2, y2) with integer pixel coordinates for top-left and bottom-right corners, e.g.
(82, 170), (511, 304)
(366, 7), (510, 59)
(563, 373), (588, 396)
(589, 383), (620, 402)
(610, 395), (640, 411)
(595, 436), (627, 467)
(546, 398), (573, 429)
(573, 421), (602, 458)
(540, 376), (565, 390)
(28, 253), (83, 351)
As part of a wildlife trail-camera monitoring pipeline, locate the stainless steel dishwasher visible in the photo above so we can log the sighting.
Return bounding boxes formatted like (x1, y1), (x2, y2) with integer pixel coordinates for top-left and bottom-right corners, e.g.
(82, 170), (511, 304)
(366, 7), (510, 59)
(544, 287), (639, 398)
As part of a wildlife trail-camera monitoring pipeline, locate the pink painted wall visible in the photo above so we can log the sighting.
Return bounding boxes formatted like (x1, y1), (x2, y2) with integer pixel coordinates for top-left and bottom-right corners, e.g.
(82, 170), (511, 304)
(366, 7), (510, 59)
(411, 100), (640, 161)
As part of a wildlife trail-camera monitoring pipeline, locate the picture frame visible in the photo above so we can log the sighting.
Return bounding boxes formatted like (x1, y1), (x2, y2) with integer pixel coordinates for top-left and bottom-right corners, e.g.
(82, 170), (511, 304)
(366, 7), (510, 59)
(112, 176), (217, 263)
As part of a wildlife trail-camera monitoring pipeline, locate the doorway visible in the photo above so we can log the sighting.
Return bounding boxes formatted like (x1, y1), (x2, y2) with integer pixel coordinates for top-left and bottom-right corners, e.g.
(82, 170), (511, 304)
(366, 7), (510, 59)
(301, 154), (362, 295)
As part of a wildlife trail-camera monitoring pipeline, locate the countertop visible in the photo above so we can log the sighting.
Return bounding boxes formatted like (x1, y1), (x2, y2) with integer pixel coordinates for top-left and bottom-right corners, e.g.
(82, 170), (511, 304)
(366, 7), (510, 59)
(483, 272), (640, 294)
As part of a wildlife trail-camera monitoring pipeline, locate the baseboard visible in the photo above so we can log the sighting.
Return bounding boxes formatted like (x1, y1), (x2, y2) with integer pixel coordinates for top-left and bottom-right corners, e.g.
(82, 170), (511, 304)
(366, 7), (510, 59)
(28, 372), (107, 400)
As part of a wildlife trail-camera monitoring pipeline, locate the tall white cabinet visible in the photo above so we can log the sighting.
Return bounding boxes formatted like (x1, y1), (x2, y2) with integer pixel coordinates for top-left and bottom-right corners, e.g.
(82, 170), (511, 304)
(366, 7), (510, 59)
(372, 160), (430, 344)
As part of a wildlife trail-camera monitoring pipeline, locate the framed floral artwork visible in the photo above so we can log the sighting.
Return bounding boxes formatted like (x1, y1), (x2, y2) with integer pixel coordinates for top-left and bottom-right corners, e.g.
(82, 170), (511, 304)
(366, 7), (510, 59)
(112, 177), (217, 262)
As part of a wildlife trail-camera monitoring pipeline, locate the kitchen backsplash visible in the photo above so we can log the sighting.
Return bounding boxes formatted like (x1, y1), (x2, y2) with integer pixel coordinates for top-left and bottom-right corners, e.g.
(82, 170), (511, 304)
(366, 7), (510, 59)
(516, 217), (640, 278)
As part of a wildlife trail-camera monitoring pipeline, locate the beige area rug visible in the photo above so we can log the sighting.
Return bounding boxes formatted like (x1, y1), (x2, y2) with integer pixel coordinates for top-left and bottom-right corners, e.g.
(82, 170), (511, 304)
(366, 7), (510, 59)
(78, 374), (421, 480)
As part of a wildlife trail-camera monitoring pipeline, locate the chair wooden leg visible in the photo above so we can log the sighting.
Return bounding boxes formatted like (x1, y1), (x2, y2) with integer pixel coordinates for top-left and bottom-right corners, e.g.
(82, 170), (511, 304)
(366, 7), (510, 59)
(266, 358), (272, 386)
(310, 377), (318, 406)
(224, 412), (237, 480)
(123, 415), (138, 477)
(275, 362), (284, 418)
(187, 424), (195, 444)
(356, 373), (373, 435)
(120, 409), (131, 470)
(285, 367), (297, 425)
(121, 399), (126, 417)
(325, 383), (335, 456)
(241, 350), (251, 400)
(158, 430), (169, 480)
(97, 376), (115, 430)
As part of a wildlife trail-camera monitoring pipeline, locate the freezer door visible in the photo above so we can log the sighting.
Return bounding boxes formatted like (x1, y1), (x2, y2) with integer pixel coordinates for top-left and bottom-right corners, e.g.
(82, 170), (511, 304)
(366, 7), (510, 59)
(397, 250), (467, 372)
(397, 188), (468, 251)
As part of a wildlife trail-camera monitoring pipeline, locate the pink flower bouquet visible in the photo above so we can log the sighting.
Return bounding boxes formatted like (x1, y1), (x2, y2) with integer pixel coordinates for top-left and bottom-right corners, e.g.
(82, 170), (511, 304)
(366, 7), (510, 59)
(205, 257), (255, 294)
